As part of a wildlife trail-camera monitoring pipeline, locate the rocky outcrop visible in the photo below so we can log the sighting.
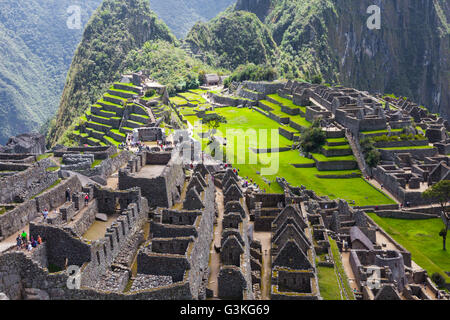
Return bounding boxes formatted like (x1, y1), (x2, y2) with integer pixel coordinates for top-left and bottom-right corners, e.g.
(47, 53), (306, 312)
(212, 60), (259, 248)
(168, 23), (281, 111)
(0, 133), (46, 154)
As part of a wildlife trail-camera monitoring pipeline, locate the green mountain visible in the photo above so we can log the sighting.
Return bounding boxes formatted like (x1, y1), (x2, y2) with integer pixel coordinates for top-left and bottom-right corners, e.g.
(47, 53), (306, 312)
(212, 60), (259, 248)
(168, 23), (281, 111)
(186, 10), (279, 70)
(46, 0), (176, 146)
(190, 0), (450, 118)
(149, 0), (235, 39)
(0, 0), (102, 144)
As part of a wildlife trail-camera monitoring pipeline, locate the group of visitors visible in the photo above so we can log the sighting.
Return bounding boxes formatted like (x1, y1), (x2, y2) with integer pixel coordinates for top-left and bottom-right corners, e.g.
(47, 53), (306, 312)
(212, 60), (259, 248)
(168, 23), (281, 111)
(16, 230), (42, 251)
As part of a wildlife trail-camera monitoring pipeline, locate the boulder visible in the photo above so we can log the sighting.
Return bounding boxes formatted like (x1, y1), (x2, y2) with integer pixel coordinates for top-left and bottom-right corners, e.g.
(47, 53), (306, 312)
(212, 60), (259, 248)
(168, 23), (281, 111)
(96, 213), (108, 222)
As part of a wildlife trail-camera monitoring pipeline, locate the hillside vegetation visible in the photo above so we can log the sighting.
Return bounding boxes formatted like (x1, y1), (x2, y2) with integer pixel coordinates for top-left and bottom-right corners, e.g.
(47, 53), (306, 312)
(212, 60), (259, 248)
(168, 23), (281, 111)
(0, 0), (102, 144)
(149, 0), (235, 38)
(186, 11), (279, 70)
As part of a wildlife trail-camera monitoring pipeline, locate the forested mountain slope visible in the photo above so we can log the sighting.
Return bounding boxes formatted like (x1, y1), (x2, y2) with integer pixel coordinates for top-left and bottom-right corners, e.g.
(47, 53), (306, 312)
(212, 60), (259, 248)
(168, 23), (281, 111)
(149, 0), (235, 38)
(0, 0), (102, 144)
(47, 0), (176, 146)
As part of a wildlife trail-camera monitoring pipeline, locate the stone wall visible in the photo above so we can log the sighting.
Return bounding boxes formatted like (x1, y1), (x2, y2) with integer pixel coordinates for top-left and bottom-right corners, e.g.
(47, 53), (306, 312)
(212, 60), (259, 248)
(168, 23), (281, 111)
(315, 160), (358, 171)
(0, 200), (37, 239)
(0, 160), (58, 203)
(379, 148), (438, 161)
(34, 175), (82, 213)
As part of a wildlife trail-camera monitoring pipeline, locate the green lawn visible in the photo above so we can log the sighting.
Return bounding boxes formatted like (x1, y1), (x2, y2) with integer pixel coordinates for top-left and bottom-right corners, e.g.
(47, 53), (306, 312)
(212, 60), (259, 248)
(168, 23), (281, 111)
(267, 93), (304, 110)
(367, 213), (450, 283)
(329, 237), (355, 300)
(327, 137), (347, 144)
(91, 159), (103, 168)
(317, 265), (343, 300)
(361, 129), (403, 134)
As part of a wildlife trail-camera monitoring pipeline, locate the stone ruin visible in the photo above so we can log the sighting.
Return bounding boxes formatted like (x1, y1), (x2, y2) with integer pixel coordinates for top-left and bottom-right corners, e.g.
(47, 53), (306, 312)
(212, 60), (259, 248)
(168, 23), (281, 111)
(270, 205), (320, 300)
(216, 169), (256, 300)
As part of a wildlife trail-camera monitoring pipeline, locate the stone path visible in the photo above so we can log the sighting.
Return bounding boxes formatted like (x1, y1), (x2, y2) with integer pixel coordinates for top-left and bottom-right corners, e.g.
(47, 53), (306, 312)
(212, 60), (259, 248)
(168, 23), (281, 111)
(207, 186), (224, 298)
(366, 178), (400, 204)
(341, 251), (359, 292)
(0, 224), (30, 253)
(252, 231), (271, 300)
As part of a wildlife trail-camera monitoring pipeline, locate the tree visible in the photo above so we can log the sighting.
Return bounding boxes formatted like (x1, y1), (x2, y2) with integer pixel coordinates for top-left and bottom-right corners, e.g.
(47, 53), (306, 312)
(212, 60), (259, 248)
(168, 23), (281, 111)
(298, 126), (326, 153)
(203, 114), (227, 134)
(360, 137), (381, 168)
(423, 180), (450, 251)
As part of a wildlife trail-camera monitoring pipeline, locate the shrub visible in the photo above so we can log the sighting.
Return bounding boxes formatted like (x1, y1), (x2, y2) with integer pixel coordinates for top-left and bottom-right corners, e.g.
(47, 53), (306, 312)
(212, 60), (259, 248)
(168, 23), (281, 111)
(145, 89), (156, 97)
(224, 63), (278, 87)
(299, 127), (326, 153)
(431, 273), (446, 288)
(360, 138), (380, 168)
(366, 149), (381, 168)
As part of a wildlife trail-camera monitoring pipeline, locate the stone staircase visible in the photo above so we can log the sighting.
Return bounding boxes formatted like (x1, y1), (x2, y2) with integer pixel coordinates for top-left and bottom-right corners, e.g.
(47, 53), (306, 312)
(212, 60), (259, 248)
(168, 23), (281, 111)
(345, 130), (368, 176)
(180, 41), (206, 61)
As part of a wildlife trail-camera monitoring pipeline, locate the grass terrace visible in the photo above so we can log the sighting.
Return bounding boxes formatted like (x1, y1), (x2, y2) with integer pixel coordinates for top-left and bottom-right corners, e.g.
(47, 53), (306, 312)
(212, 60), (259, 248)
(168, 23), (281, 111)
(104, 136), (121, 147)
(170, 96), (189, 106)
(311, 153), (356, 162)
(104, 93), (128, 103)
(97, 98), (124, 108)
(178, 92), (207, 103)
(267, 93), (306, 113)
(323, 145), (352, 150)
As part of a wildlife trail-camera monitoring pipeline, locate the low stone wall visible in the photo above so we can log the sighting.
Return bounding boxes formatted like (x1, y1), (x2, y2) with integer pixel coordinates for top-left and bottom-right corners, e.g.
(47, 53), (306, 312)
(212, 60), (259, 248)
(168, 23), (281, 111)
(243, 81), (285, 95)
(373, 210), (438, 220)
(63, 201), (98, 237)
(321, 147), (353, 157)
(315, 160), (358, 171)
(374, 140), (429, 149)
(0, 200), (37, 239)
(379, 147), (438, 161)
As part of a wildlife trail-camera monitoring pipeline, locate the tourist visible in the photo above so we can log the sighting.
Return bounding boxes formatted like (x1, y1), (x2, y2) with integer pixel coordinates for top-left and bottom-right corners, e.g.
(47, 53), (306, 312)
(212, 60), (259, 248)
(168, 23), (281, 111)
(31, 238), (37, 248)
(16, 236), (22, 250)
(43, 208), (49, 220)
(380, 184), (384, 190)
(27, 242), (32, 251)
(21, 230), (27, 243)
(37, 235), (42, 245)
(65, 188), (71, 202)
(84, 193), (89, 205)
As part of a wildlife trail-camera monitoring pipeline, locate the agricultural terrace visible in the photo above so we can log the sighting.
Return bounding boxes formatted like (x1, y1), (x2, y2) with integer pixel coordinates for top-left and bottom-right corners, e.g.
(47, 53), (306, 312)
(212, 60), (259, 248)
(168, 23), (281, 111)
(174, 90), (394, 206)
